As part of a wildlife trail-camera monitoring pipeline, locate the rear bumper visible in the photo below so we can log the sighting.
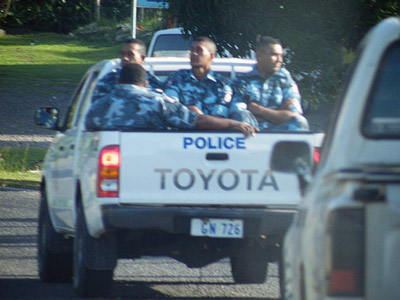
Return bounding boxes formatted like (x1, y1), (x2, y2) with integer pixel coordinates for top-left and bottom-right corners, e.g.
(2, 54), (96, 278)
(102, 205), (296, 239)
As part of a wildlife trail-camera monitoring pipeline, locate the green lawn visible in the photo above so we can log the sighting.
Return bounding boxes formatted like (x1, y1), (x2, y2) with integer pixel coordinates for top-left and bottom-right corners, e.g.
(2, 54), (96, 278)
(0, 32), (121, 91)
(0, 32), (122, 189)
(0, 147), (46, 190)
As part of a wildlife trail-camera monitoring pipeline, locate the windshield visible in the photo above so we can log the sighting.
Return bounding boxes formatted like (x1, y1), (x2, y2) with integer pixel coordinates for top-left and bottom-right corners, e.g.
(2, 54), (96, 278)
(151, 34), (193, 57)
(363, 41), (400, 138)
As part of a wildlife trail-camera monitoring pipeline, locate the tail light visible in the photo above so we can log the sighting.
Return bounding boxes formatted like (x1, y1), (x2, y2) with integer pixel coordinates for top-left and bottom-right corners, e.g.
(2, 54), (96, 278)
(325, 208), (364, 296)
(97, 145), (120, 197)
(313, 147), (321, 166)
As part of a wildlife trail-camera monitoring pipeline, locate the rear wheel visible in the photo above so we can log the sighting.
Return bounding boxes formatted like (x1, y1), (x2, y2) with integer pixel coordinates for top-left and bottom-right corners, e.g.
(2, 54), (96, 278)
(37, 188), (73, 282)
(73, 201), (113, 298)
(278, 253), (285, 299)
(230, 256), (269, 284)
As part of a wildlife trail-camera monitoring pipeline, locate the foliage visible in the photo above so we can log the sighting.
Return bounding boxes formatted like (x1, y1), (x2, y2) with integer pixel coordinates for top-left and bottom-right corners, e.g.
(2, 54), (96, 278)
(3, 0), (94, 33)
(99, 0), (131, 21)
(166, 0), (400, 104)
(0, 0), (11, 24)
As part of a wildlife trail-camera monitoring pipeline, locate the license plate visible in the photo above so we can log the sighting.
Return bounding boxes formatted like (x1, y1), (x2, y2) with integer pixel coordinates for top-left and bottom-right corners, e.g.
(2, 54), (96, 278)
(190, 218), (243, 238)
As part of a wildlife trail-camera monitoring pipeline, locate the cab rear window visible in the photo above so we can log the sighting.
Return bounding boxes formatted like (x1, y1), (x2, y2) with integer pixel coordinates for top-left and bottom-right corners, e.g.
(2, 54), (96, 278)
(363, 41), (400, 138)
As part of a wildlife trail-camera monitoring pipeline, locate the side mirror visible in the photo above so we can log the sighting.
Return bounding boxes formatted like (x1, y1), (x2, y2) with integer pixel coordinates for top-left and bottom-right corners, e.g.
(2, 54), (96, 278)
(270, 141), (313, 195)
(34, 107), (59, 130)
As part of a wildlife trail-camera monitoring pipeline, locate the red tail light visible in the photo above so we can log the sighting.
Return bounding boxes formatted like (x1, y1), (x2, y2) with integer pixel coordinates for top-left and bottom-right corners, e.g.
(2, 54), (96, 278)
(314, 147), (321, 165)
(97, 145), (120, 197)
(326, 208), (364, 296)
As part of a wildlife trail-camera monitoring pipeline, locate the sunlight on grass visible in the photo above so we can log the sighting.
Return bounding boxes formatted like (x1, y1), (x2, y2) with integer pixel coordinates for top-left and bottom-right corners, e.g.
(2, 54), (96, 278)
(0, 171), (41, 190)
(0, 32), (121, 90)
(0, 148), (44, 190)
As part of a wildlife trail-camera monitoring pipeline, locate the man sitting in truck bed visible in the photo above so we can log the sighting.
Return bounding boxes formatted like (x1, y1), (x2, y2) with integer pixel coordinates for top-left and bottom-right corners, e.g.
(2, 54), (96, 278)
(231, 36), (309, 131)
(91, 38), (163, 103)
(85, 63), (258, 137)
(163, 36), (257, 126)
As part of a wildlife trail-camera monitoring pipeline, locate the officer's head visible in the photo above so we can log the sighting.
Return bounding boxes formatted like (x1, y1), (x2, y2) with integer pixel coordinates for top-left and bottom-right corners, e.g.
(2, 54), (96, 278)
(255, 36), (283, 77)
(190, 36), (216, 69)
(120, 38), (147, 67)
(119, 63), (147, 87)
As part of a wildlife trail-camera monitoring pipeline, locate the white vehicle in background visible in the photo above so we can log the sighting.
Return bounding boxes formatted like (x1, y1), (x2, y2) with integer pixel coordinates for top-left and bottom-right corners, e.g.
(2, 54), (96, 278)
(271, 17), (400, 300)
(147, 27), (193, 58)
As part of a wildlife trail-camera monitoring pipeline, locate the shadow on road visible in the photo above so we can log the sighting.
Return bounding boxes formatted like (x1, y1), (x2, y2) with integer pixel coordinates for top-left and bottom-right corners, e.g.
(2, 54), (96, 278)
(0, 278), (279, 300)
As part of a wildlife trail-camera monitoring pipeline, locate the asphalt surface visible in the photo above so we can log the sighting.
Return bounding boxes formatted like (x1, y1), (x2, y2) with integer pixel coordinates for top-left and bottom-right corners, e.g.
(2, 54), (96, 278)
(0, 189), (281, 299)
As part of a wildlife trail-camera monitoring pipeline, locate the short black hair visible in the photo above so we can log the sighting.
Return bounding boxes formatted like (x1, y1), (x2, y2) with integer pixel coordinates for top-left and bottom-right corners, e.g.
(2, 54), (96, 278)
(125, 38), (146, 56)
(256, 36), (281, 51)
(119, 63), (147, 85)
(192, 36), (217, 55)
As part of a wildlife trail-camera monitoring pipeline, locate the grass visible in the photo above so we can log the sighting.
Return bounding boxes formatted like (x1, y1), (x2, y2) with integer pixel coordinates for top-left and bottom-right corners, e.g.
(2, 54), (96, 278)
(0, 31), (122, 189)
(0, 147), (46, 190)
(0, 32), (121, 92)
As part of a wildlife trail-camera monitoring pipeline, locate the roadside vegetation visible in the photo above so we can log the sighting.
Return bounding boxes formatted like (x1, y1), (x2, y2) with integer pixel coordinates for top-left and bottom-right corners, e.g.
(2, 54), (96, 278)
(0, 148), (45, 190)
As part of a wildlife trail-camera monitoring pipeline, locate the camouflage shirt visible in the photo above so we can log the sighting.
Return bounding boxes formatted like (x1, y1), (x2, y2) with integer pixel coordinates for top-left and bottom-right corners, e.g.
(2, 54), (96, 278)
(85, 84), (198, 131)
(231, 66), (305, 130)
(163, 69), (234, 118)
(91, 67), (163, 103)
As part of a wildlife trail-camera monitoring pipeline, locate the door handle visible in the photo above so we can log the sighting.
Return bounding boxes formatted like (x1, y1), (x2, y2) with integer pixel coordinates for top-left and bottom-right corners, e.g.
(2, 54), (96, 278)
(206, 153), (229, 161)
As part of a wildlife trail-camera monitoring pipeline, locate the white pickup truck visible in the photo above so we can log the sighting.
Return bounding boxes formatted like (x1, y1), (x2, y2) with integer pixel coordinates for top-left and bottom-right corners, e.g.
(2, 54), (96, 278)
(271, 17), (400, 300)
(35, 58), (324, 298)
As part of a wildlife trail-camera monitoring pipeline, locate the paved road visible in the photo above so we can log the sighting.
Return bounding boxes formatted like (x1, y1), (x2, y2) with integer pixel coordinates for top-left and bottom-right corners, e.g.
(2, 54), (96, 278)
(0, 189), (281, 300)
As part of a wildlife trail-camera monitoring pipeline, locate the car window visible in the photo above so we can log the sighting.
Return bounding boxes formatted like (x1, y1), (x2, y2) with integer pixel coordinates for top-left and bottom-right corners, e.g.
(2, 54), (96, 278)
(151, 34), (193, 57)
(63, 71), (99, 130)
(74, 71), (100, 127)
(363, 41), (400, 138)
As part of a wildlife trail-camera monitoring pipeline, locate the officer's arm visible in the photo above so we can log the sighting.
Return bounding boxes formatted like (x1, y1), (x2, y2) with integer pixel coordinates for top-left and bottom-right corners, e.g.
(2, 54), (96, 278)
(247, 100), (298, 125)
(195, 115), (258, 138)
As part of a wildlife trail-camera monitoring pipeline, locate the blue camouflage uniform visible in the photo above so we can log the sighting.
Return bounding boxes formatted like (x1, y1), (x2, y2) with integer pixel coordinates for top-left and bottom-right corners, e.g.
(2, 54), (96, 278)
(85, 84), (198, 131)
(164, 69), (258, 125)
(91, 67), (163, 103)
(231, 66), (309, 131)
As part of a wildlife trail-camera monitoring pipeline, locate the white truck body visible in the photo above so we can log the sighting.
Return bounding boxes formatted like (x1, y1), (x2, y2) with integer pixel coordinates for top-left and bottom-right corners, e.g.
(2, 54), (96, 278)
(273, 17), (400, 300)
(35, 57), (323, 297)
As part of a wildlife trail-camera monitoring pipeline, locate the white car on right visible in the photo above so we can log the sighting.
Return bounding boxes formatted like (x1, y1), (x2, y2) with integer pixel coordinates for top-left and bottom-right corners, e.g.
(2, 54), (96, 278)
(271, 16), (400, 300)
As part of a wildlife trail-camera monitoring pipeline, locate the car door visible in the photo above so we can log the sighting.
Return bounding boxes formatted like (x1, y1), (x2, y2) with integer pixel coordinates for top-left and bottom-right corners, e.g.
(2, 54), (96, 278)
(50, 70), (100, 231)
(360, 40), (400, 300)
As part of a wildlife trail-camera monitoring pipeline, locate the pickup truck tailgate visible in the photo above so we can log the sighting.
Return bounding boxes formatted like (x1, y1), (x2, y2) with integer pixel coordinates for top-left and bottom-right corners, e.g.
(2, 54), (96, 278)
(119, 132), (313, 206)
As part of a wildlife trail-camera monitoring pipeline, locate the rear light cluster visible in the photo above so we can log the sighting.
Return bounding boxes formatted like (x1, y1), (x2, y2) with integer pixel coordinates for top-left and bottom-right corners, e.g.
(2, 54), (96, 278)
(313, 147), (321, 166)
(325, 208), (365, 297)
(97, 145), (120, 197)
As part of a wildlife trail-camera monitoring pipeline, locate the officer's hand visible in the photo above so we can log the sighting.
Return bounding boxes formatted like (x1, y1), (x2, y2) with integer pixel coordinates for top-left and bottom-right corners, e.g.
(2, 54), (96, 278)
(231, 121), (259, 138)
(188, 105), (204, 115)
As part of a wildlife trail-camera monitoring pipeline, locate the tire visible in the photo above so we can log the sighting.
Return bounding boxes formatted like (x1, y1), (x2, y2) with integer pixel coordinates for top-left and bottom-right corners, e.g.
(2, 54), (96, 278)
(230, 256), (269, 284)
(278, 254), (285, 300)
(73, 201), (113, 298)
(37, 188), (73, 282)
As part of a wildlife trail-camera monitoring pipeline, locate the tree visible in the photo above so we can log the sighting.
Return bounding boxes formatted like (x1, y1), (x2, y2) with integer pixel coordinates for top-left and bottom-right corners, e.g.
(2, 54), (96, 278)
(166, 0), (400, 103)
(0, 0), (11, 25)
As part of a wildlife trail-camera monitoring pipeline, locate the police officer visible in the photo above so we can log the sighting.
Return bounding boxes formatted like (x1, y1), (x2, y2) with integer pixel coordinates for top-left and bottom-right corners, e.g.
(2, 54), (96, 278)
(85, 63), (258, 137)
(163, 37), (257, 125)
(231, 36), (309, 131)
(91, 38), (162, 102)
